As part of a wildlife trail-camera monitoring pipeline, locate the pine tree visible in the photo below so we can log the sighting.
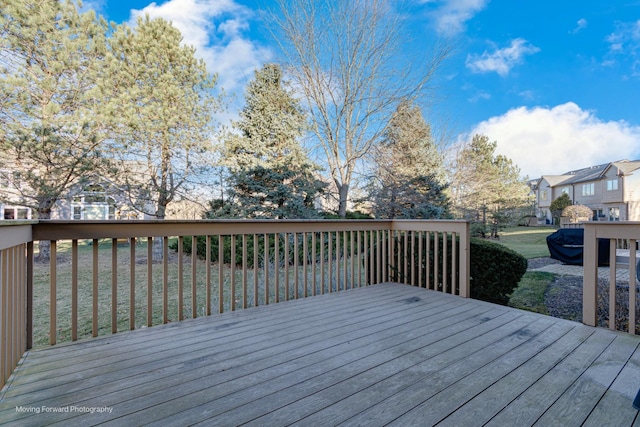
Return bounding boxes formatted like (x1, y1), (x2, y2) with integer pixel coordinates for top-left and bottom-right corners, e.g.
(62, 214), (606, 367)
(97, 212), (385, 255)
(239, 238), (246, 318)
(369, 100), (450, 219)
(0, 0), (109, 220)
(218, 64), (324, 219)
(451, 134), (532, 227)
(0, 0), (109, 260)
(103, 15), (220, 219)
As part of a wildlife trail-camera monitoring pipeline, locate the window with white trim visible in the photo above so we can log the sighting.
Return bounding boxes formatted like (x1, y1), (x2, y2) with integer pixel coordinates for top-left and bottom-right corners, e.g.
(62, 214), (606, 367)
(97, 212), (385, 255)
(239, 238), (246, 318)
(582, 183), (594, 196)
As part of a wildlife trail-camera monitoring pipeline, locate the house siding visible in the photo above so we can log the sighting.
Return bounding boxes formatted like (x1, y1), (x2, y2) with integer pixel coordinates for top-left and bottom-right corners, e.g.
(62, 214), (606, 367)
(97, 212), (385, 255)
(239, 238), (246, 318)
(533, 160), (640, 223)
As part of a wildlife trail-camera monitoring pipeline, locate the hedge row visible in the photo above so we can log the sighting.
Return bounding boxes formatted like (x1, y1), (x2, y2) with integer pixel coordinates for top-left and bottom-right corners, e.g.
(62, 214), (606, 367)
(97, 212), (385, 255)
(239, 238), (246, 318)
(371, 235), (527, 305)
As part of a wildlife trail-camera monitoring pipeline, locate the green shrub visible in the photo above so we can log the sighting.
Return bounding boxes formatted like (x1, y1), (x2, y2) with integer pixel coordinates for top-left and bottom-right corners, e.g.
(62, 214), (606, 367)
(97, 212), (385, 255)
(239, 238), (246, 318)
(171, 231), (366, 267)
(469, 237), (527, 305)
(368, 234), (527, 305)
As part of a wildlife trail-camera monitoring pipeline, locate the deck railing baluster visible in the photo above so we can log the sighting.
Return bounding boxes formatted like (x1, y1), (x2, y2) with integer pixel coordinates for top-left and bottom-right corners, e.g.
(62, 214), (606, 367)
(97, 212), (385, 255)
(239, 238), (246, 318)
(231, 235), (236, 311)
(312, 232), (317, 296)
(218, 235), (224, 314)
(130, 237), (136, 329)
(163, 236), (169, 323)
(178, 236), (183, 320)
(254, 233), (259, 307)
(93, 239), (99, 336)
(303, 232), (308, 298)
(206, 235), (212, 315)
(264, 233), (269, 305)
(71, 239), (78, 341)
(274, 233), (279, 303)
(192, 236), (197, 318)
(50, 240), (57, 345)
(147, 237), (153, 326)
(242, 234), (248, 309)
(294, 233), (299, 299)
(111, 238), (117, 333)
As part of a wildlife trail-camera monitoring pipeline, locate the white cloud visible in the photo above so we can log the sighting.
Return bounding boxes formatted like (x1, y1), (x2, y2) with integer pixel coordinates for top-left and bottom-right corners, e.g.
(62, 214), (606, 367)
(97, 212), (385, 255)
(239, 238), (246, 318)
(468, 91), (490, 103)
(518, 90), (535, 101)
(466, 38), (540, 76)
(424, 0), (489, 37)
(570, 18), (588, 34)
(464, 102), (640, 178)
(605, 20), (640, 77)
(129, 0), (272, 93)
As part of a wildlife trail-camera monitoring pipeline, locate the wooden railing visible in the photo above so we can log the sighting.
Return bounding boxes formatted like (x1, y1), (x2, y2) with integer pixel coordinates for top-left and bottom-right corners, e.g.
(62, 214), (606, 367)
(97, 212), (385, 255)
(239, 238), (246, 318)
(0, 222), (33, 391)
(584, 222), (640, 334)
(0, 219), (469, 390)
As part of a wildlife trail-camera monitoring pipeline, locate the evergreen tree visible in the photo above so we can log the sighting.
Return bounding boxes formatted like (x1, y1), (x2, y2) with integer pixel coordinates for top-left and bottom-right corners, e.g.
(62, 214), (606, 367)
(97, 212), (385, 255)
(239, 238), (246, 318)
(103, 16), (220, 219)
(0, 0), (108, 260)
(451, 134), (532, 226)
(0, 0), (108, 220)
(369, 100), (450, 219)
(218, 64), (323, 219)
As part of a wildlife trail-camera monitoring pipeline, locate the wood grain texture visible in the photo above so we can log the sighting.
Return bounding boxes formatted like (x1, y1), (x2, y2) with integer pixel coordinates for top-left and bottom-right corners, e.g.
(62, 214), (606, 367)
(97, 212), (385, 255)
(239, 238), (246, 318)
(1, 283), (639, 427)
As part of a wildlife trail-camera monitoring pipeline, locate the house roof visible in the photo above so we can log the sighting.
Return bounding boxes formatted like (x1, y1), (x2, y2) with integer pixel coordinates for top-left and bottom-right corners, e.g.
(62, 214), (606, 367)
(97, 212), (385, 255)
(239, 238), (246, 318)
(557, 162), (609, 185)
(538, 160), (640, 187)
(540, 175), (573, 186)
(610, 160), (640, 175)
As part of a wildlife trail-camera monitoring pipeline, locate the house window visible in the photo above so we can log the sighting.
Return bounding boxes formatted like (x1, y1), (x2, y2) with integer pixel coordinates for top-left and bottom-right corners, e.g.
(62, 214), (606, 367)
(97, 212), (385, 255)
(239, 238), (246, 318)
(582, 183), (594, 196)
(561, 187), (570, 195)
(73, 206), (82, 220)
(540, 190), (547, 201)
(609, 207), (620, 221)
(16, 208), (29, 219)
(607, 179), (619, 191)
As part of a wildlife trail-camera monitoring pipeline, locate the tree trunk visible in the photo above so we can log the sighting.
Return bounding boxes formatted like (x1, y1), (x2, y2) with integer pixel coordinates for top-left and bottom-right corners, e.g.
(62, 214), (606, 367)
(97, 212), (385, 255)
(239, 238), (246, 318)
(36, 208), (52, 262)
(337, 182), (349, 218)
(152, 203), (167, 261)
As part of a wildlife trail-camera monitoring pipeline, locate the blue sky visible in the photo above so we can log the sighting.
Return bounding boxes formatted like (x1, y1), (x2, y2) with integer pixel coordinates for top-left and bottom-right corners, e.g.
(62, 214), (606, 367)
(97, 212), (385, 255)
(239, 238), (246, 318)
(86, 0), (640, 179)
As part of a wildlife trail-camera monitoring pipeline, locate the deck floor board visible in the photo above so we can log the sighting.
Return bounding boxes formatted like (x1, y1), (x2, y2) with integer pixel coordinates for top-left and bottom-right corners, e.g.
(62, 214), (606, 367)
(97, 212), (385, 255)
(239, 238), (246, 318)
(1, 283), (640, 426)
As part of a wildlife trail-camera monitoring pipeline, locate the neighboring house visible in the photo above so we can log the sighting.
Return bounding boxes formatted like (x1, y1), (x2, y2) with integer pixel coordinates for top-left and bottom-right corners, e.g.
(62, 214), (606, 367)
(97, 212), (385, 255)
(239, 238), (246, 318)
(0, 169), (33, 220)
(530, 160), (640, 224)
(0, 170), (152, 221)
(58, 178), (152, 220)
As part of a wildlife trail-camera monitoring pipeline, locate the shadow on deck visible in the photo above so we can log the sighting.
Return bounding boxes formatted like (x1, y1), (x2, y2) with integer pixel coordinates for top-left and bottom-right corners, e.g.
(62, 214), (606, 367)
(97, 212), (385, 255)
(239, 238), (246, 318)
(1, 283), (640, 426)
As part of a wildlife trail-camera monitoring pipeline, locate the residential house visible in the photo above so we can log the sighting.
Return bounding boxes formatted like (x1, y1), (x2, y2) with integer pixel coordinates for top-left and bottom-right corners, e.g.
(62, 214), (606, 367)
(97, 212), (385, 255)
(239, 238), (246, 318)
(0, 169), (32, 220)
(531, 160), (640, 223)
(0, 170), (152, 220)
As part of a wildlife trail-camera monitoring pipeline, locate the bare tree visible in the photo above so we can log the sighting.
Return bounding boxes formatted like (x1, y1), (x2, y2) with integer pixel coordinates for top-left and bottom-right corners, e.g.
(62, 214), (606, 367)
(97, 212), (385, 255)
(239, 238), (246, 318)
(268, 0), (450, 217)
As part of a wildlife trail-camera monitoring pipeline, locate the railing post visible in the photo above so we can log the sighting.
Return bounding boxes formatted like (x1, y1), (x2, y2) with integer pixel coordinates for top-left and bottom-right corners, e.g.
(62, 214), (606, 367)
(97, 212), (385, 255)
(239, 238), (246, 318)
(26, 241), (33, 350)
(583, 224), (598, 326)
(458, 223), (469, 298)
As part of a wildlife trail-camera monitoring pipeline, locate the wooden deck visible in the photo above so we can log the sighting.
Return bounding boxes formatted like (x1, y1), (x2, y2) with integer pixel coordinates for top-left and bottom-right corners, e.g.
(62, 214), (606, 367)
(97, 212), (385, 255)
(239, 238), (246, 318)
(1, 283), (640, 426)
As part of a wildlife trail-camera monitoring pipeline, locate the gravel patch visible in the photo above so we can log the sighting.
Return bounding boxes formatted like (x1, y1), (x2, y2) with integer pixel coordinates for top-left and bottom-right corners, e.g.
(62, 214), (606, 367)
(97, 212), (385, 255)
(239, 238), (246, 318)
(527, 257), (561, 270)
(528, 257), (639, 332)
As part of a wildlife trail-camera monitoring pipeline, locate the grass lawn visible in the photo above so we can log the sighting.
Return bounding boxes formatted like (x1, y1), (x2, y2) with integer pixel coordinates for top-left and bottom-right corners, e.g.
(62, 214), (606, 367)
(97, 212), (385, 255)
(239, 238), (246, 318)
(492, 226), (559, 314)
(32, 238), (364, 348)
(494, 226), (556, 259)
(508, 271), (555, 315)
